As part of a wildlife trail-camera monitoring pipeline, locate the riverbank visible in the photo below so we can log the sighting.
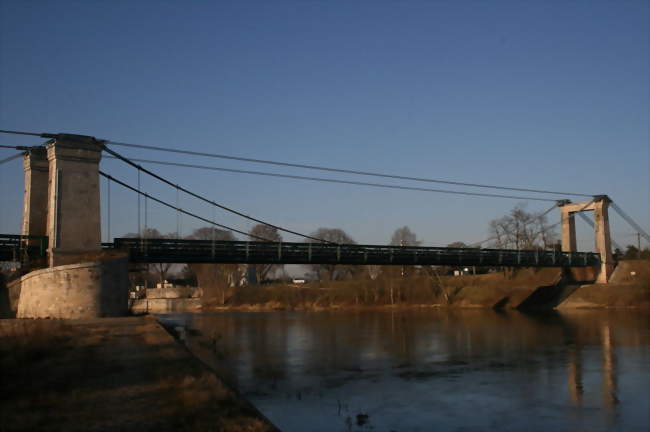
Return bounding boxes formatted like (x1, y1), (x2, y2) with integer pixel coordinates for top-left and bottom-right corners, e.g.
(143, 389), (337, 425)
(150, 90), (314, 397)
(0, 316), (279, 432)
(202, 261), (649, 311)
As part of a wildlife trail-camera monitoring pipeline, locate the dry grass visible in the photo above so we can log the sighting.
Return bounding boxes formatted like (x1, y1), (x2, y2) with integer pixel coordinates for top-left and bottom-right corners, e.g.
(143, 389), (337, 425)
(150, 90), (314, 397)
(219, 265), (647, 310)
(219, 267), (566, 310)
(0, 317), (279, 432)
(0, 320), (74, 369)
(612, 259), (650, 285)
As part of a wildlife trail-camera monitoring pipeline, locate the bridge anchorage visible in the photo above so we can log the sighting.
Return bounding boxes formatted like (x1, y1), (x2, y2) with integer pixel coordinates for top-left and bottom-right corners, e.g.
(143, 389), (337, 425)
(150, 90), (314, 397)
(1, 131), (639, 318)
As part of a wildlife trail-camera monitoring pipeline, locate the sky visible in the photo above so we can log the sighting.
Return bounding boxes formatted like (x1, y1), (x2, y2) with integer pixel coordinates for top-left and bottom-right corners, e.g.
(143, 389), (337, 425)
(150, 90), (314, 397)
(0, 0), (648, 253)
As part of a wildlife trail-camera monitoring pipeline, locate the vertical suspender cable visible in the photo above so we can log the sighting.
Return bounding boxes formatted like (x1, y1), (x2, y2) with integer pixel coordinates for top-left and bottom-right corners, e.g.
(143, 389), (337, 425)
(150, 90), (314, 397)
(176, 185), (180, 239)
(137, 169), (141, 237)
(143, 193), (148, 256)
(211, 202), (216, 258)
(144, 194), (148, 236)
(107, 176), (111, 242)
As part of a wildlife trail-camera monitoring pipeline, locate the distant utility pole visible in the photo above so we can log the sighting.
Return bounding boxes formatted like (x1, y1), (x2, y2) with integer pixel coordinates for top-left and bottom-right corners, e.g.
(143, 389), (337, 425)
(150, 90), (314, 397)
(400, 239), (405, 278)
(637, 232), (641, 259)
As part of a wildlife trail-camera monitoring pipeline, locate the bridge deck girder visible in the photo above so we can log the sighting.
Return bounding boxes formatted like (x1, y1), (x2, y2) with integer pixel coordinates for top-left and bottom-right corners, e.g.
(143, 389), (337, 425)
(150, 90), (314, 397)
(0, 235), (601, 268)
(108, 238), (600, 267)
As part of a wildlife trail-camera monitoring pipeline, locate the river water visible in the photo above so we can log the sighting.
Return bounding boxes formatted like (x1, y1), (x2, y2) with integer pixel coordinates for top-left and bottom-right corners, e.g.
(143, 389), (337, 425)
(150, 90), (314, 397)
(160, 309), (649, 432)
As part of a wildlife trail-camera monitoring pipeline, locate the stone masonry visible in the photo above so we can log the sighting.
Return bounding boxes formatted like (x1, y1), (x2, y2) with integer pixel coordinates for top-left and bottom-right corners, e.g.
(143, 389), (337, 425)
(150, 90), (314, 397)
(45, 135), (102, 266)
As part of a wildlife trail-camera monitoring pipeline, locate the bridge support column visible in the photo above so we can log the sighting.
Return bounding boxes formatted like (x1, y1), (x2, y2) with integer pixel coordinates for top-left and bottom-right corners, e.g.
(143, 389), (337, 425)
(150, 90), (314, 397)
(593, 198), (614, 284)
(560, 207), (577, 253)
(45, 135), (102, 267)
(558, 196), (614, 283)
(21, 147), (49, 246)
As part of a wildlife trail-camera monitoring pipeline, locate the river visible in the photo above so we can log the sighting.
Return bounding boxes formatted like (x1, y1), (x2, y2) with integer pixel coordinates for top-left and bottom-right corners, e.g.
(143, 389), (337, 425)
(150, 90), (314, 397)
(159, 309), (649, 432)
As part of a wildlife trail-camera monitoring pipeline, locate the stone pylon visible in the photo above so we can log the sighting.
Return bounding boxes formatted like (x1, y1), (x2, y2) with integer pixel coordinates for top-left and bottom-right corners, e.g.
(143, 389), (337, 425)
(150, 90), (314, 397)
(45, 135), (103, 266)
(21, 147), (49, 246)
(558, 196), (614, 283)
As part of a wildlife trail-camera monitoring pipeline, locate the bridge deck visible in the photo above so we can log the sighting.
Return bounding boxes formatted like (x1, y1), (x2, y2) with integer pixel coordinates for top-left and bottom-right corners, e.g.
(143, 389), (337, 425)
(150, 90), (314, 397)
(107, 238), (599, 267)
(0, 234), (48, 263)
(0, 235), (601, 267)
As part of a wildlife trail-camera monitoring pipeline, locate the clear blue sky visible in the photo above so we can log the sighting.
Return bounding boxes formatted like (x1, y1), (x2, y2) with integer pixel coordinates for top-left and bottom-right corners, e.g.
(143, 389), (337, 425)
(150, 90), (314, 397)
(1, 0), (648, 251)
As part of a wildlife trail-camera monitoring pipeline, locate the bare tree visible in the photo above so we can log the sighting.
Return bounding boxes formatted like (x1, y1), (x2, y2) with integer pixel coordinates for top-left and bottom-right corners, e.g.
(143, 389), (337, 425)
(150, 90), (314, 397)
(124, 228), (174, 284)
(384, 226), (422, 302)
(366, 265), (381, 280)
(488, 204), (557, 250)
(305, 228), (356, 281)
(186, 226), (241, 305)
(249, 224), (283, 283)
(187, 227), (235, 242)
(390, 226), (421, 246)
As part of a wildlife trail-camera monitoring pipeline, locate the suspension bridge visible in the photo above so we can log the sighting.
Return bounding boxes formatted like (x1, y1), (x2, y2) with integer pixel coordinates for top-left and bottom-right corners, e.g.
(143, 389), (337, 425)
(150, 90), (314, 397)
(1, 131), (648, 282)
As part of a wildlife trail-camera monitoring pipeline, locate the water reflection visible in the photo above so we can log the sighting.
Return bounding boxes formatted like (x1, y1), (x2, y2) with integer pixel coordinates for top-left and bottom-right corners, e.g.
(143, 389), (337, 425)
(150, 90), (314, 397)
(567, 343), (583, 406)
(601, 321), (618, 426)
(161, 310), (650, 432)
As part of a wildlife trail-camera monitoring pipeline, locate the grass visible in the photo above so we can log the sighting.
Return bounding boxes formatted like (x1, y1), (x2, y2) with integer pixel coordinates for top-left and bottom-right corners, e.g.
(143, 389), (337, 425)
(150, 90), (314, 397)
(212, 267), (566, 310)
(205, 264), (649, 310)
(0, 317), (280, 432)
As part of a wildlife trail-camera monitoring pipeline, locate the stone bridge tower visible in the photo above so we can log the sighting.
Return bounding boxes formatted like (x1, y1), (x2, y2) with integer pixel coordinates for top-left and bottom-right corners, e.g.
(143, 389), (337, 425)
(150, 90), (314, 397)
(45, 135), (102, 266)
(559, 196), (614, 283)
(21, 146), (48, 246)
(16, 134), (128, 318)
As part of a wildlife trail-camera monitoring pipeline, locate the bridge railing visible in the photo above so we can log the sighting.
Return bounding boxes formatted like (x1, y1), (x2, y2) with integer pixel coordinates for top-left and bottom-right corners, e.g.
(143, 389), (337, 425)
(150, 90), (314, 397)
(109, 238), (601, 267)
(0, 234), (48, 263)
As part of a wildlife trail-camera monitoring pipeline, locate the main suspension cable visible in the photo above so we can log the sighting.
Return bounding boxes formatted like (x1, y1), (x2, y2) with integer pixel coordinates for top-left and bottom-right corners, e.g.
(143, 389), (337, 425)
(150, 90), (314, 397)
(545, 198), (597, 247)
(99, 142), (336, 244)
(103, 156), (559, 202)
(0, 129), (56, 138)
(610, 202), (650, 243)
(0, 152), (24, 165)
(0, 144), (33, 150)
(104, 140), (593, 198)
(0, 129), (592, 199)
(99, 171), (274, 242)
(576, 212), (624, 251)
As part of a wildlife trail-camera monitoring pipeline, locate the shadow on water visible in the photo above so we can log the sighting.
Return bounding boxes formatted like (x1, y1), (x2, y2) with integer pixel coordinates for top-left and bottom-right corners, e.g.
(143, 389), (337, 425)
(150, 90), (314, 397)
(160, 308), (650, 432)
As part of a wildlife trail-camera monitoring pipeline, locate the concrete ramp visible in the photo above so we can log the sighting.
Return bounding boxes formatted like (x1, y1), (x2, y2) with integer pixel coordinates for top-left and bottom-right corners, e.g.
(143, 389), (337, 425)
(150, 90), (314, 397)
(517, 283), (582, 311)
